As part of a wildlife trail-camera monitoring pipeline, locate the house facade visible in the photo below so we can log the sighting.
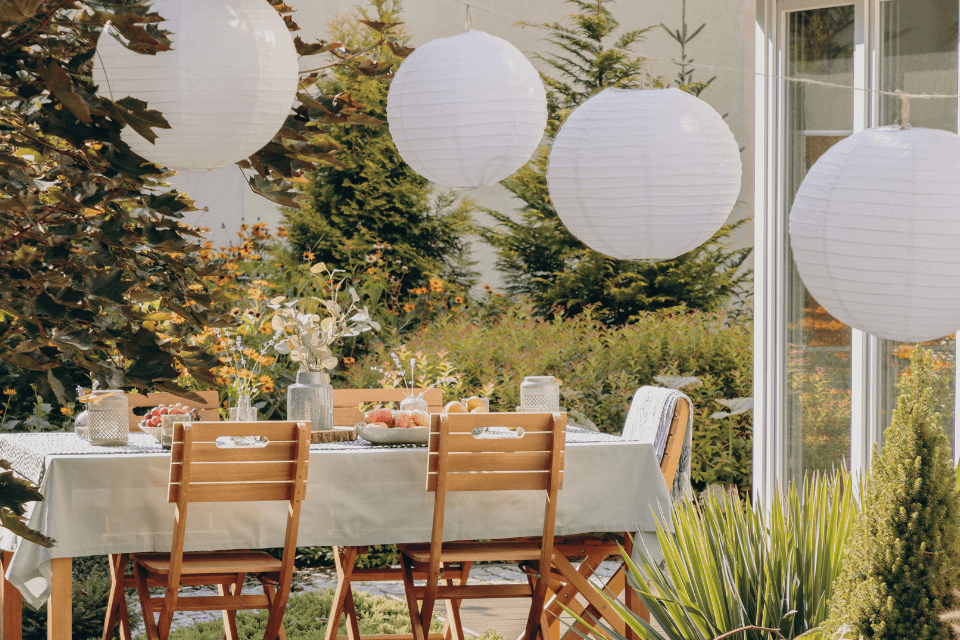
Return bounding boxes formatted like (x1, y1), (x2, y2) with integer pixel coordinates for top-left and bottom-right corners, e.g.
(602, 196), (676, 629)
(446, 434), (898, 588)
(752, 0), (960, 502)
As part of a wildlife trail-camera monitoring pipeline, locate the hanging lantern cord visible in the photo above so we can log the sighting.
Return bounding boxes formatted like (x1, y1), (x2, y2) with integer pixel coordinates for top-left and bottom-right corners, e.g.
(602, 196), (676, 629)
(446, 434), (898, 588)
(465, 4), (473, 32)
(896, 89), (911, 129)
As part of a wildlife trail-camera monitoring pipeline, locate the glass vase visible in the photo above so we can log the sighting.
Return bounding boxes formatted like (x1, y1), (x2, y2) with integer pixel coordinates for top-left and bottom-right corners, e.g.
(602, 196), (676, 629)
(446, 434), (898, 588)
(287, 371), (333, 430)
(228, 395), (258, 422)
(399, 394), (429, 413)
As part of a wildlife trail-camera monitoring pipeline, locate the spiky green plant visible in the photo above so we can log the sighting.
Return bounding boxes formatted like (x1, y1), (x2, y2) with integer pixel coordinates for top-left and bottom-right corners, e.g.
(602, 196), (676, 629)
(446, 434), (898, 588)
(575, 471), (858, 640)
(823, 345), (960, 639)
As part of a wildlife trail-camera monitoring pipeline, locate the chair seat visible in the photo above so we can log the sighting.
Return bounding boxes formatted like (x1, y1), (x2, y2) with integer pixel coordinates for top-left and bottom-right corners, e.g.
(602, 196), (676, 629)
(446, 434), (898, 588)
(399, 540), (545, 564)
(133, 551), (281, 578)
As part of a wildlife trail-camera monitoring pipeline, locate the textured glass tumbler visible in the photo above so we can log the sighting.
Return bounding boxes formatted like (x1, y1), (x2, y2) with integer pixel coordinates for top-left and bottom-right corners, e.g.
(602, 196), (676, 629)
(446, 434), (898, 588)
(287, 371), (333, 430)
(399, 394), (429, 413)
(228, 395), (258, 422)
(519, 376), (560, 412)
(88, 390), (129, 446)
(160, 414), (191, 451)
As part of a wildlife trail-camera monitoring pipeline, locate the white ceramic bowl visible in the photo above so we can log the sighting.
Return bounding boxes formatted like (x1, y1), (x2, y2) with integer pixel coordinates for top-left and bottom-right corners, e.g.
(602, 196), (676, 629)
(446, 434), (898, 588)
(356, 423), (429, 445)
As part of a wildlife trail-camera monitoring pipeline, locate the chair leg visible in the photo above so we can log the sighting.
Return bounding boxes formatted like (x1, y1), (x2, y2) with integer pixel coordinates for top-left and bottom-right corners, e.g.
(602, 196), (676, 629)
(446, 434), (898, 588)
(220, 573), (244, 640)
(133, 565), (160, 640)
(400, 555), (426, 640)
(102, 554), (129, 640)
(261, 581), (289, 640)
(442, 562), (470, 640)
(325, 546), (360, 640)
(419, 564), (442, 640)
(523, 560), (551, 640)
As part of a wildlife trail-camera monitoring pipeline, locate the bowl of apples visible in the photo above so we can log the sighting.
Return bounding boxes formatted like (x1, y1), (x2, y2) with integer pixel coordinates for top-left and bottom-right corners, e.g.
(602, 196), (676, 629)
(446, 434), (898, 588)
(356, 408), (431, 445)
(138, 404), (200, 443)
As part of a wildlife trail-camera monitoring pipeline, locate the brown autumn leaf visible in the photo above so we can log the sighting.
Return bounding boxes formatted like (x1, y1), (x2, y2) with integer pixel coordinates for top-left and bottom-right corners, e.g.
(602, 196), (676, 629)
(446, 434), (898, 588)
(358, 19), (401, 33)
(386, 40), (415, 58)
(293, 36), (342, 57)
(37, 61), (91, 123)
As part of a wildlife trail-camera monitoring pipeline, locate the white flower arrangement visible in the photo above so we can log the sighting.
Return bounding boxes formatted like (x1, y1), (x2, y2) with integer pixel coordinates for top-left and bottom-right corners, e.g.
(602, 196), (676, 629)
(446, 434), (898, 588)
(270, 263), (379, 378)
(371, 351), (458, 396)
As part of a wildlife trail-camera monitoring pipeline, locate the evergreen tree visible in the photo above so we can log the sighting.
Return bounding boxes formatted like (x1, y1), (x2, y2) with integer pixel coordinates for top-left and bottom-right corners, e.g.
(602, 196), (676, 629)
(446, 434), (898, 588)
(824, 346), (960, 639)
(479, 0), (750, 324)
(284, 0), (474, 288)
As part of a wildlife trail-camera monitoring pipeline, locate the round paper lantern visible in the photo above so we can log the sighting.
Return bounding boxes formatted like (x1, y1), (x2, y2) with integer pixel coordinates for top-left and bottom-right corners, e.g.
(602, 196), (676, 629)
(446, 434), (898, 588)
(546, 87), (742, 261)
(386, 30), (547, 188)
(789, 125), (960, 343)
(92, 0), (298, 171)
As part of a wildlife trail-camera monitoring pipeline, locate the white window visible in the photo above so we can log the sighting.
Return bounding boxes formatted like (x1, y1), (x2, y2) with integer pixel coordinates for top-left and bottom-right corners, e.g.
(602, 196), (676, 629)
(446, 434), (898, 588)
(754, 0), (959, 504)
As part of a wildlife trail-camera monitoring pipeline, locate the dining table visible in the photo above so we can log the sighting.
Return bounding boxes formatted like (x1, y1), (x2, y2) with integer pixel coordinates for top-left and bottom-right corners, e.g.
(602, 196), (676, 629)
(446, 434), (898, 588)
(0, 427), (671, 640)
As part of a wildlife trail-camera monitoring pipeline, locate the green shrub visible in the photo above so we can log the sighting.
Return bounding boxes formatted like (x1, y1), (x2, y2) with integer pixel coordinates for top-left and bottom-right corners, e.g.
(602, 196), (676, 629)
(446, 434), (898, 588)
(345, 302), (753, 493)
(597, 471), (858, 640)
(478, 0), (751, 324)
(285, 0), (475, 292)
(164, 588), (441, 640)
(824, 346), (960, 639)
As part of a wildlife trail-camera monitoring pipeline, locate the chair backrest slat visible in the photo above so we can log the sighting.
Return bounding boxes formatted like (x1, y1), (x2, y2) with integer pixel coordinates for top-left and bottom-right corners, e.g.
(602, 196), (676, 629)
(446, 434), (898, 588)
(427, 412), (565, 494)
(332, 388), (443, 425)
(125, 391), (220, 431)
(168, 421), (309, 504)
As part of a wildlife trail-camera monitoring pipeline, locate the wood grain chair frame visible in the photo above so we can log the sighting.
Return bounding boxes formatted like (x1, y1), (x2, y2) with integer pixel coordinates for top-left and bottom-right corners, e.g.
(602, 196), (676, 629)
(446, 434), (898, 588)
(544, 396), (691, 640)
(400, 412), (566, 640)
(108, 421), (309, 640)
(325, 388), (459, 640)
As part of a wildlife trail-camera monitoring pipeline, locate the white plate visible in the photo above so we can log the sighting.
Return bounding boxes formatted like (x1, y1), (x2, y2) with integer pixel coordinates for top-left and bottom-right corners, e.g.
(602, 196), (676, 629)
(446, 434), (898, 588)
(356, 423), (429, 445)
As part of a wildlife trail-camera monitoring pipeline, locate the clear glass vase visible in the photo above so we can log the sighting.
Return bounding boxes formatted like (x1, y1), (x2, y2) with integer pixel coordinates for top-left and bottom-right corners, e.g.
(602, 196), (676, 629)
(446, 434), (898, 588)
(229, 395), (258, 422)
(399, 394), (429, 413)
(287, 371), (333, 430)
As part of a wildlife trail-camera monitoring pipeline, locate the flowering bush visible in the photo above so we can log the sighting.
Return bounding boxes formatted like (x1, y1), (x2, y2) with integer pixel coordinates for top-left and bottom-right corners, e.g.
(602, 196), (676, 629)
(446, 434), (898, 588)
(344, 301), (754, 493)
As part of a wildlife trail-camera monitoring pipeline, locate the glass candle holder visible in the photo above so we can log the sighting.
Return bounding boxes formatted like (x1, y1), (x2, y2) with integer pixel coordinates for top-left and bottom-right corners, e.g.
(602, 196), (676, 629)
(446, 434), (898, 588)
(287, 371), (333, 430)
(87, 390), (129, 446)
(519, 376), (560, 412)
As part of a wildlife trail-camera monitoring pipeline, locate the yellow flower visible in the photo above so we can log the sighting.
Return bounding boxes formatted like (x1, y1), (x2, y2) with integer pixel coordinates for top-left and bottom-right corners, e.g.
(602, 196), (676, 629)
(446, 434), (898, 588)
(454, 296), (463, 304)
(403, 303), (415, 313)
(303, 251), (316, 261)
(3, 389), (15, 396)
(428, 278), (444, 293)
(258, 375), (275, 394)
(343, 357), (356, 365)
(483, 284), (493, 293)
(60, 407), (73, 416)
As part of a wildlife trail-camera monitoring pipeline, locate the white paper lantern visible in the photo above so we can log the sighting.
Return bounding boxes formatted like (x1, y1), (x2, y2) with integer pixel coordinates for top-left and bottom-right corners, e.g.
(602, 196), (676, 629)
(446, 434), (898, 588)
(789, 125), (960, 343)
(547, 87), (742, 261)
(386, 30), (547, 188)
(92, 0), (298, 171)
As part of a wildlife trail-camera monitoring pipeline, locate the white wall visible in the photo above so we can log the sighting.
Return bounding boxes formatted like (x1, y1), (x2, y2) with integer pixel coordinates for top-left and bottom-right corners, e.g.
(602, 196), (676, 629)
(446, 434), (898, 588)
(175, 0), (755, 287)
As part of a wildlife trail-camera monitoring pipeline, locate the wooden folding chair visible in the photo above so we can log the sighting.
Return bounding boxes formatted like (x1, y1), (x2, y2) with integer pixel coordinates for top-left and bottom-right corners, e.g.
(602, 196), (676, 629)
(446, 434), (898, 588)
(103, 391), (223, 640)
(104, 420), (310, 640)
(324, 388), (463, 640)
(542, 393), (690, 640)
(399, 412), (566, 640)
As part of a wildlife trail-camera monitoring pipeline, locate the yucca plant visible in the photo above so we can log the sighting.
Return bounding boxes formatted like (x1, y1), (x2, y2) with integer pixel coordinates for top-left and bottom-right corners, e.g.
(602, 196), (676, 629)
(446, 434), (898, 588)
(574, 471), (859, 640)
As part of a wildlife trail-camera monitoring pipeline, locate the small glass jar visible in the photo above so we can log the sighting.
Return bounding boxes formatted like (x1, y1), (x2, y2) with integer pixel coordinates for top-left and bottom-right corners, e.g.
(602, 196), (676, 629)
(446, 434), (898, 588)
(519, 376), (560, 412)
(159, 413), (191, 450)
(399, 394), (429, 413)
(74, 410), (89, 440)
(228, 395), (258, 422)
(87, 390), (129, 446)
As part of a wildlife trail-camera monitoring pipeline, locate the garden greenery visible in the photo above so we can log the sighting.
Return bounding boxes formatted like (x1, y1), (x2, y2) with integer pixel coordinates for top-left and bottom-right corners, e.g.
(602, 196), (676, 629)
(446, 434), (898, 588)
(285, 0), (476, 291)
(478, 0), (751, 324)
(824, 346), (960, 639)
(591, 472), (858, 640)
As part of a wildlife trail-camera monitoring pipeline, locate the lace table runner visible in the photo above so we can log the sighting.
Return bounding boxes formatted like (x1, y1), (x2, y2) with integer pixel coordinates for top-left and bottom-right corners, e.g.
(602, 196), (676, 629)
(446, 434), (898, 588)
(0, 427), (621, 485)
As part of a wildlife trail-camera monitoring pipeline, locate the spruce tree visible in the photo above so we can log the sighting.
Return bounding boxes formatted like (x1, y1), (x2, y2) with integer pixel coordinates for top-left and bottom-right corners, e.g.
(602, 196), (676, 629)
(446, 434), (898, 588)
(478, 0), (750, 324)
(824, 345), (960, 639)
(284, 0), (474, 288)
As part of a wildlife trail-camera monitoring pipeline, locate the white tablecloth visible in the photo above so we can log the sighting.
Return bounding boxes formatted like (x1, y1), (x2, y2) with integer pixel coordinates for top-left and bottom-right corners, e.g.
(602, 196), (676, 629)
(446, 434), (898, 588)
(0, 431), (670, 608)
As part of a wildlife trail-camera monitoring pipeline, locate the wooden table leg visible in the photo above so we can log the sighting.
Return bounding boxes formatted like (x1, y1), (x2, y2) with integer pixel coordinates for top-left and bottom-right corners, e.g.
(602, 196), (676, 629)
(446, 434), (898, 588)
(48, 557), (71, 640)
(325, 546), (360, 640)
(1, 552), (22, 640)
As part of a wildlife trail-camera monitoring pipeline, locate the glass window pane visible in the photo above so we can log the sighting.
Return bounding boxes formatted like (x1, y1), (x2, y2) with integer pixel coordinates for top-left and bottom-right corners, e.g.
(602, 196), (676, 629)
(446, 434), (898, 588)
(784, 6), (856, 480)
(877, 0), (958, 449)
